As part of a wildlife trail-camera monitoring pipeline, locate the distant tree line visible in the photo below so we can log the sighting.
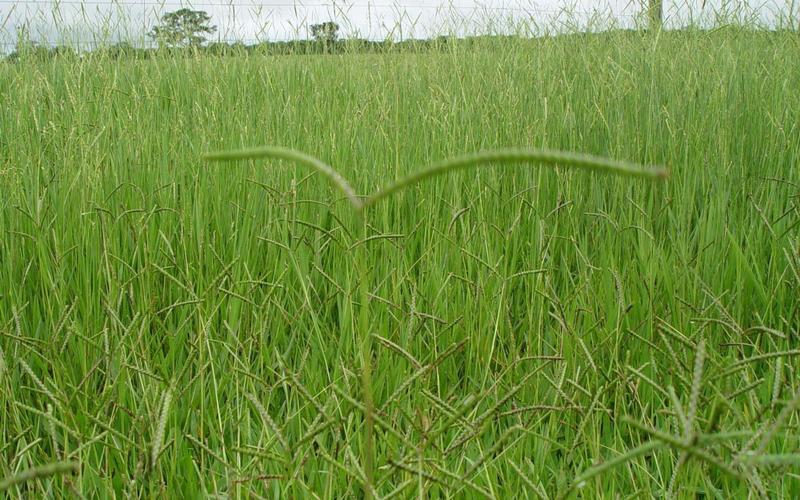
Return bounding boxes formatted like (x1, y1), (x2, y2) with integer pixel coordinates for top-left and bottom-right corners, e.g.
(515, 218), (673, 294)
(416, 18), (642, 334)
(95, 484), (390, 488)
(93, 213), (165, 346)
(3, 9), (533, 62)
(2, 7), (778, 63)
(3, 35), (500, 63)
(5, 10), (351, 61)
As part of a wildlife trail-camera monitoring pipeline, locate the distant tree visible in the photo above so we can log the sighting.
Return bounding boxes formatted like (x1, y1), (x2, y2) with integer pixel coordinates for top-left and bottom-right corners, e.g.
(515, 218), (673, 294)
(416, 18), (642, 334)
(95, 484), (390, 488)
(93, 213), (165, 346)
(207, 41), (247, 56)
(5, 25), (68, 62)
(103, 41), (137, 59)
(7, 25), (34, 62)
(149, 9), (216, 48)
(310, 21), (340, 45)
(50, 45), (77, 58)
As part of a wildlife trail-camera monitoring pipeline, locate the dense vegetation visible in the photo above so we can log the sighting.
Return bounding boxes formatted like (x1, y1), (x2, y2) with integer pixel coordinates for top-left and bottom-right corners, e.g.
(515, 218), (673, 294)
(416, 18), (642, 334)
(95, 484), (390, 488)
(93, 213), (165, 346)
(1, 27), (799, 497)
(2, 32), (636, 61)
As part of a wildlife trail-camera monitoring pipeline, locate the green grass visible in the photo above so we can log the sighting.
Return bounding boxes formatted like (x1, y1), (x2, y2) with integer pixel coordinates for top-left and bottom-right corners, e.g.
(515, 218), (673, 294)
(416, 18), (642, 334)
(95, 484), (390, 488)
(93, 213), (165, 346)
(1, 27), (799, 497)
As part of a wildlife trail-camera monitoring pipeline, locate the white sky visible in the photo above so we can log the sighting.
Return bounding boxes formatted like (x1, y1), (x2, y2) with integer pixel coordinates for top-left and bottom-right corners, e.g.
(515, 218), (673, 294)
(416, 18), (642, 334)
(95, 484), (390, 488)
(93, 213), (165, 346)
(1, 0), (795, 50)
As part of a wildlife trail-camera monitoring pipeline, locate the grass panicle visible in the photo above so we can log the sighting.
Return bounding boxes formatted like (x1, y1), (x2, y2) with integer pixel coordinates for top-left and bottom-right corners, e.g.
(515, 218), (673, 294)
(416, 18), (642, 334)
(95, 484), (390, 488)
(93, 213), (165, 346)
(0, 461), (79, 492)
(151, 386), (173, 468)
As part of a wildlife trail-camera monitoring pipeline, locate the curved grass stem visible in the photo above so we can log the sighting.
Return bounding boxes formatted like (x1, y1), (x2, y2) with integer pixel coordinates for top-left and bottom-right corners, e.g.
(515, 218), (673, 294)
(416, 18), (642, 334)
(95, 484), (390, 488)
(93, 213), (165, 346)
(204, 146), (669, 212)
(203, 146), (362, 209)
(363, 148), (668, 209)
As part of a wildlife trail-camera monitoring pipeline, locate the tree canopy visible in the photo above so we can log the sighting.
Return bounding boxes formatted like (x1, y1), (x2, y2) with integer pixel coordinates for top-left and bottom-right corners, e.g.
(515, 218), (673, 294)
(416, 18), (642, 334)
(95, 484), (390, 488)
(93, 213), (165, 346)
(149, 9), (217, 48)
(310, 22), (340, 45)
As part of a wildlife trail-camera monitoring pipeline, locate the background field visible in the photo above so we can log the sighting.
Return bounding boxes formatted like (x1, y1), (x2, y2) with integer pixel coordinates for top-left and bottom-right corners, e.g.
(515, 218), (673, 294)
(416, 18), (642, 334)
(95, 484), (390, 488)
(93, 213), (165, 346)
(1, 28), (799, 497)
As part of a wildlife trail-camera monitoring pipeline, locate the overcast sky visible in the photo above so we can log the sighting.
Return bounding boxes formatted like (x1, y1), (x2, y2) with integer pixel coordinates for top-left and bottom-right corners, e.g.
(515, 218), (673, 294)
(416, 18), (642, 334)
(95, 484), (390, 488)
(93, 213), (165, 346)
(1, 0), (794, 51)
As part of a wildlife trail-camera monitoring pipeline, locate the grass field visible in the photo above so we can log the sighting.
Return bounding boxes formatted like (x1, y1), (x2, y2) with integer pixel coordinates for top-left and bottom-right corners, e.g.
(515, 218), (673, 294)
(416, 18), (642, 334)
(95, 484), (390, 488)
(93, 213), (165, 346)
(1, 28), (799, 497)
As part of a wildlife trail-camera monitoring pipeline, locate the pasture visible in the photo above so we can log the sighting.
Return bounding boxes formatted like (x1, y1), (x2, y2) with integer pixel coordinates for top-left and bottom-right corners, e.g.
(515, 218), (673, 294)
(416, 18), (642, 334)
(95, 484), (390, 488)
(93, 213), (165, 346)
(1, 28), (799, 497)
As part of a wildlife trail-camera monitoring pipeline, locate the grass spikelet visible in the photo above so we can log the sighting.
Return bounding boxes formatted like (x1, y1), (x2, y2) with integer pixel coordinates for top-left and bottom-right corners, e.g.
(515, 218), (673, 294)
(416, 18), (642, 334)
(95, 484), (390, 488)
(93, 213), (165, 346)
(295, 414), (339, 448)
(46, 404), (61, 459)
(667, 386), (688, 433)
(722, 350), (800, 376)
(424, 394), (480, 447)
(318, 446), (371, 492)
(53, 301), (76, 339)
(0, 461), (79, 492)
(569, 384), (606, 455)
(771, 357), (783, 408)
(429, 462), (493, 498)
(748, 387), (800, 460)
(382, 364), (432, 410)
(745, 454), (800, 465)
(184, 434), (232, 468)
(687, 338), (706, 432)
(13, 402), (81, 441)
(563, 441), (663, 498)
(627, 365), (670, 398)
(728, 378), (765, 400)
(622, 416), (742, 479)
(473, 370), (539, 426)
(461, 424), (523, 479)
(387, 458), (443, 484)
(577, 337), (597, 373)
(444, 372), (539, 455)
(420, 389), (462, 422)
(12, 306), (22, 338)
(18, 358), (61, 409)
(508, 461), (547, 499)
(430, 338), (470, 368)
(246, 393), (289, 452)
(0, 343), (6, 384)
(611, 268), (625, 311)
(283, 371), (327, 418)
(331, 385), (416, 449)
(383, 478), (415, 500)
(666, 452), (688, 500)
(151, 386), (173, 468)
(373, 334), (422, 369)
